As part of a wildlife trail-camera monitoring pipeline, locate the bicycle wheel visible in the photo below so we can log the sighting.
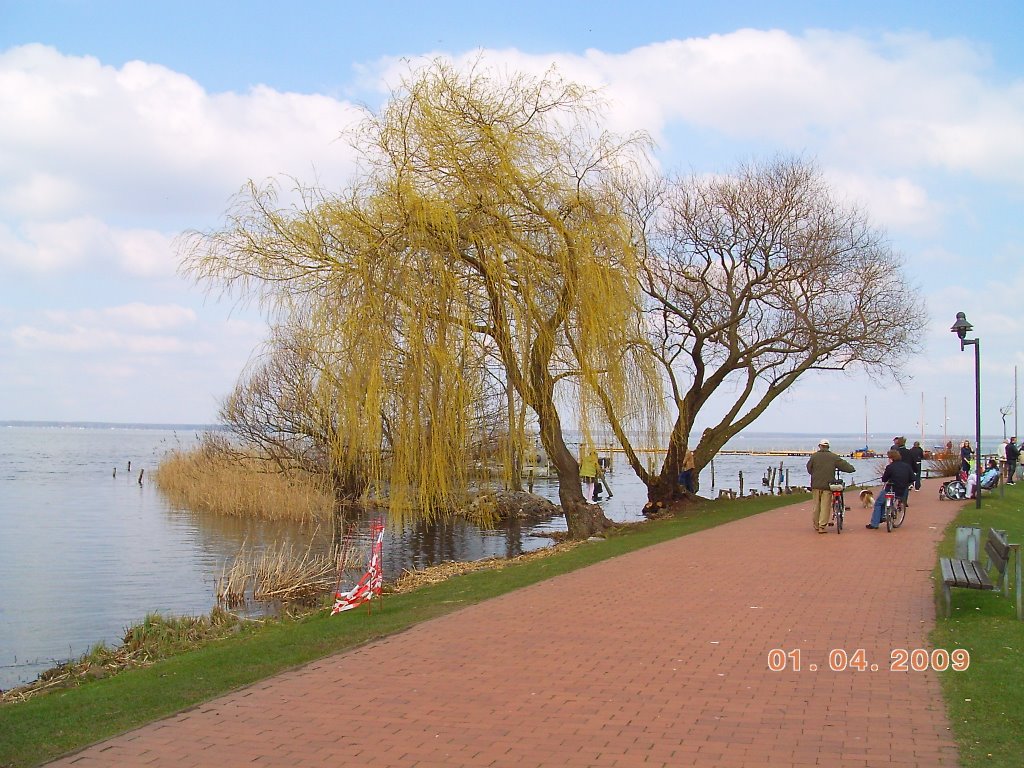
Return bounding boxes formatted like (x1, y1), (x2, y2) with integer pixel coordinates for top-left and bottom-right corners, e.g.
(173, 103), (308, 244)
(892, 498), (906, 528)
(885, 498), (893, 532)
(833, 497), (843, 533)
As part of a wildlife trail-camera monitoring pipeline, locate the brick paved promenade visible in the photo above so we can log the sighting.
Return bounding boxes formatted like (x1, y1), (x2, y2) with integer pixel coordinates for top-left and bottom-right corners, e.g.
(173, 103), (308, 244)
(50, 480), (961, 767)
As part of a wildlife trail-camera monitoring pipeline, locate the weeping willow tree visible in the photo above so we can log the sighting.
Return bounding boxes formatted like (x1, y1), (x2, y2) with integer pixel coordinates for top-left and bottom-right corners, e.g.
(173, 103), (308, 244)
(182, 61), (661, 538)
(602, 156), (926, 503)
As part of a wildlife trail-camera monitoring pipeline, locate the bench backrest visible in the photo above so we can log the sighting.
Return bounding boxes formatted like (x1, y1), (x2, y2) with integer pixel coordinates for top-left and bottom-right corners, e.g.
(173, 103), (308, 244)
(986, 528), (1012, 579)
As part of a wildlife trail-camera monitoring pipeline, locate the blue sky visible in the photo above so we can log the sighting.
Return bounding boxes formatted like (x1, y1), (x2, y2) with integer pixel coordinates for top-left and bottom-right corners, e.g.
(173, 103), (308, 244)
(1, 1), (1022, 445)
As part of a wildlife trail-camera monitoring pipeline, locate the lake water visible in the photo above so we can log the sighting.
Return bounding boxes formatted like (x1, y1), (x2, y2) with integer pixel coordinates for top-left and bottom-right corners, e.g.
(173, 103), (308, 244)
(0, 423), (971, 690)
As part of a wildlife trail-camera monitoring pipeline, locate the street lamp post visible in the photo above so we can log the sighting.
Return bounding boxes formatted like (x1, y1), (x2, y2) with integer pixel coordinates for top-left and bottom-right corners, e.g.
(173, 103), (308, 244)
(951, 312), (982, 509)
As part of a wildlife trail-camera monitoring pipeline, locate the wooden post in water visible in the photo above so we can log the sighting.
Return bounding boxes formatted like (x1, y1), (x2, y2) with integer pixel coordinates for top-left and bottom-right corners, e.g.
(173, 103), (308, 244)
(527, 469), (534, 493)
(739, 470), (744, 497)
(138, 468), (144, 486)
(710, 459), (715, 488)
(127, 460), (131, 472)
(112, 467), (116, 478)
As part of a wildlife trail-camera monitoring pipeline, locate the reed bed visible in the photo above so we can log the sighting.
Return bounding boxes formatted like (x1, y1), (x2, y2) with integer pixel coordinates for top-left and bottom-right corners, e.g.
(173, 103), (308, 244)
(155, 441), (335, 522)
(217, 537), (362, 609)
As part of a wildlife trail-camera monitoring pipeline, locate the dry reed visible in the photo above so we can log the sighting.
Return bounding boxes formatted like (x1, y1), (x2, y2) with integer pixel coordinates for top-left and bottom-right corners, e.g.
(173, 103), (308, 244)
(155, 440), (335, 522)
(928, 452), (961, 478)
(217, 537), (362, 609)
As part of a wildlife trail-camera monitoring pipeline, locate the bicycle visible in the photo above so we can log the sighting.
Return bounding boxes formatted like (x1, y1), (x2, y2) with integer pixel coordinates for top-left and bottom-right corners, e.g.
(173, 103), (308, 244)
(882, 482), (907, 532)
(829, 471), (848, 534)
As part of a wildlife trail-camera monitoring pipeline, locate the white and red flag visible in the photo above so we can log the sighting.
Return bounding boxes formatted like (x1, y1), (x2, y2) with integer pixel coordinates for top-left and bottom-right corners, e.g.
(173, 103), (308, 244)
(331, 518), (385, 615)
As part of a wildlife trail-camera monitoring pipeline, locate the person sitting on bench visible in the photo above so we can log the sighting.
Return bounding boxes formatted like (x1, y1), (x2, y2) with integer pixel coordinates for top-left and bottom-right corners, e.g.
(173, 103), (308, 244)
(967, 459), (1000, 498)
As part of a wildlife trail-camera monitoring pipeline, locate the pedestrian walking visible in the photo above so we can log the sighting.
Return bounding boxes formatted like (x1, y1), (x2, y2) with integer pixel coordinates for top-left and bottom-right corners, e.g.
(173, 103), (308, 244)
(908, 440), (925, 490)
(806, 439), (855, 534)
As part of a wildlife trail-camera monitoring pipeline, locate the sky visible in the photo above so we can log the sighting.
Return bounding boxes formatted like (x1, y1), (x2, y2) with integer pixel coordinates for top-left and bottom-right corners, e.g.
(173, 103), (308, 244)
(1, 0), (1023, 445)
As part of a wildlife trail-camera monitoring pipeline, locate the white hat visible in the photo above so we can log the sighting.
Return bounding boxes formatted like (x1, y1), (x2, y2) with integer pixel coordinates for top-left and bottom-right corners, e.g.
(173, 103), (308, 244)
(818, 438), (830, 447)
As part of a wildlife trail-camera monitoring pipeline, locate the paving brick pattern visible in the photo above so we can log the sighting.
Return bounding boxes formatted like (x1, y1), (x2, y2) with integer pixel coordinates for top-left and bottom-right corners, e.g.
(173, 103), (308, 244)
(48, 480), (962, 767)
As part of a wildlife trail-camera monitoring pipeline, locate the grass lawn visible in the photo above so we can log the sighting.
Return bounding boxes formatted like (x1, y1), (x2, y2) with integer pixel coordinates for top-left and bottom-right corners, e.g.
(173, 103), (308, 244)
(0, 493), (799, 768)
(931, 481), (1024, 768)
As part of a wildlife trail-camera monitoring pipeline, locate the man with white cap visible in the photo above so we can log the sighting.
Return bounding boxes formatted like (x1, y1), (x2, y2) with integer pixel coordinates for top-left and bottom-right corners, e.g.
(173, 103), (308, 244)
(806, 439), (856, 533)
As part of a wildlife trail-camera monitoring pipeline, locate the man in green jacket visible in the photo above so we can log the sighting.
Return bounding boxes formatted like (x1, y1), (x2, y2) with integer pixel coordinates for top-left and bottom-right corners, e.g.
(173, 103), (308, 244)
(806, 439), (856, 534)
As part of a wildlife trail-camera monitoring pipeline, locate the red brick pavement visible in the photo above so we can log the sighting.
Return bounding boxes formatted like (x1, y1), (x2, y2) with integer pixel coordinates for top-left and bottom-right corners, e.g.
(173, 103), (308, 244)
(48, 480), (963, 767)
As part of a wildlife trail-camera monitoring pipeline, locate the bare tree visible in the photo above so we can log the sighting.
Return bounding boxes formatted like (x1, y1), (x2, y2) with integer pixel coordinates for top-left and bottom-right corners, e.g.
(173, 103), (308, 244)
(217, 322), (371, 498)
(603, 157), (927, 502)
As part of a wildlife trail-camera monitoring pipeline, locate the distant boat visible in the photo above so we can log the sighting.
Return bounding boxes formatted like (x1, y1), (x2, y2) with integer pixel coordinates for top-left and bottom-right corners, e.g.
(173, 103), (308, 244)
(849, 396), (877, 459)
(850, 447), (879, 459)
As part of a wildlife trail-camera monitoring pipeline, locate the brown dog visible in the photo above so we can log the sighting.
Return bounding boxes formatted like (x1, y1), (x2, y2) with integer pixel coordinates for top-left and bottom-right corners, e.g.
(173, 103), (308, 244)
(859, 489), (875, 508)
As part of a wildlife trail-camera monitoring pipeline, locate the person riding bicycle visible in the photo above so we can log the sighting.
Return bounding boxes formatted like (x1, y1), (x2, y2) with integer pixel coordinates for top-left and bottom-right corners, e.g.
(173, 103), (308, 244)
(867, 449), (916, 529)
(807, 439), (855, 534)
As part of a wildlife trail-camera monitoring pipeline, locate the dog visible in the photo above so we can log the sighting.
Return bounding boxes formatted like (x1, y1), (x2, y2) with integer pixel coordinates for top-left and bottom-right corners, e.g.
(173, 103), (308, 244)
(859, 489), (875, 508)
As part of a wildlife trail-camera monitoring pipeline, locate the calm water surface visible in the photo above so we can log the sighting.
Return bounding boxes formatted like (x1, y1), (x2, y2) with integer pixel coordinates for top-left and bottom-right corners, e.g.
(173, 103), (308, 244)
(0, 424), (956, 690)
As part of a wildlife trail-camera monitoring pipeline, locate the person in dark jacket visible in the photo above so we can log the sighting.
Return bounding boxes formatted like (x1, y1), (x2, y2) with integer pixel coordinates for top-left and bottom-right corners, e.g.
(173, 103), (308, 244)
(959, 440), (973, 478)
(892, 436), (912, 464)
(867, 449), (916, 528)
(1005, 437), (1019, 485)
(908, 440), (925, 490)
(806, 439), (855, 534)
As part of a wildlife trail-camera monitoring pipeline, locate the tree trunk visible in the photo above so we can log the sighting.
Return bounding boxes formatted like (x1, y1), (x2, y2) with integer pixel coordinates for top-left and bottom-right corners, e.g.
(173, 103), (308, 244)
(505, 375), (523, 492)
(646, 469), (686, 505)
(535, 407), (612, 539)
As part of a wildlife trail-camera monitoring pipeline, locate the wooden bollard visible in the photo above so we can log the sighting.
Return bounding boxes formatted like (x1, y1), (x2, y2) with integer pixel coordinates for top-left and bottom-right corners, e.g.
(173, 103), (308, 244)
(739, 470), (744, 497)
(138, 468), (144, 486)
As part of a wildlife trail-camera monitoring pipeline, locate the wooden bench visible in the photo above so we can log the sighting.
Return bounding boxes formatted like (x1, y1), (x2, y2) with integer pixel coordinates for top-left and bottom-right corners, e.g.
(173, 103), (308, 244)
(940, 527), (1022, 620)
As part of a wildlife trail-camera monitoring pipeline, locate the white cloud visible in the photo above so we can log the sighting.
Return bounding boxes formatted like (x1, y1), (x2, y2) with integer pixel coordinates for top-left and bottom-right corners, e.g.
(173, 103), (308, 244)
(11, 324), (210, 354)
(10, 302), (201, 353)
(822, 169), (941, 235)
(371, 29), (1024, 186)
(0, 44), (365, 225)
(100, 303), (196, 331)
(1, 217), (177, 276)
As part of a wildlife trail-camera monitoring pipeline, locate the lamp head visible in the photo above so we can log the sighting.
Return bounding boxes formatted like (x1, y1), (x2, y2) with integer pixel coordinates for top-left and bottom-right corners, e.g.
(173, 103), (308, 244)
(950, 311), (973, 341)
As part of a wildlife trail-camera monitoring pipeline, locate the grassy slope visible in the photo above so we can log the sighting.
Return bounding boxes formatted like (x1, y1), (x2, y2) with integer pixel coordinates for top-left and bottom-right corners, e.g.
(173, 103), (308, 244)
(0, 494), (797, 768)
(931, 482), (1024, 768)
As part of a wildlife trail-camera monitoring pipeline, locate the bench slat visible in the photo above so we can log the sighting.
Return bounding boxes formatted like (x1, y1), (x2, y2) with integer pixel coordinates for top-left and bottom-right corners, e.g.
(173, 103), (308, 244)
(988, 528), (1011, 562)
(940, 557), (995, 590)
(985, 529), (1011, 580)
(940, 557), (954, 584)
